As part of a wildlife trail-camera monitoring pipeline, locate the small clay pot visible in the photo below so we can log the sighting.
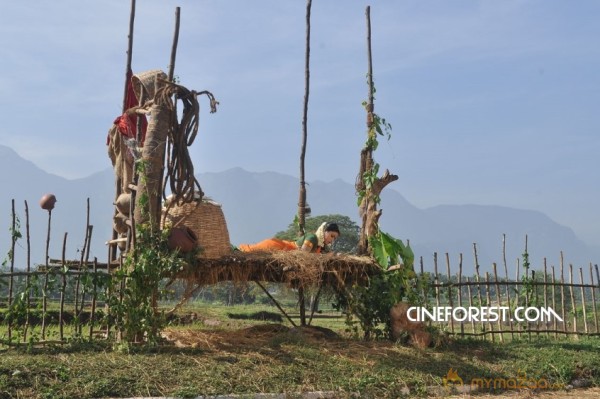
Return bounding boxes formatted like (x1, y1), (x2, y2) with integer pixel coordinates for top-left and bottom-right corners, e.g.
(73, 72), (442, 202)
(114, 193), (132, 215)
(113, 212), (129, 234)
(168, 227), (198, 253)
(39, 193), (57, 211)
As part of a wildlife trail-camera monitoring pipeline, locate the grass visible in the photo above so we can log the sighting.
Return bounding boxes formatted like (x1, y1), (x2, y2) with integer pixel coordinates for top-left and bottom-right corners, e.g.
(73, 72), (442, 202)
(1, 303), (599, 398)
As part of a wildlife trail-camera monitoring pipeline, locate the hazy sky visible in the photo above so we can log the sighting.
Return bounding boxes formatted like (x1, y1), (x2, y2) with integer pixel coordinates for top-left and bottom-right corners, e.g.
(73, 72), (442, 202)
(1, 1), (598, 246)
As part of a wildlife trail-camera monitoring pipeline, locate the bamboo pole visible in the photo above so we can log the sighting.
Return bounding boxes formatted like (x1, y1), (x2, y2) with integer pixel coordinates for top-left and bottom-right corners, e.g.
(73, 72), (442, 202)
(458, 253), (464, 335)
(472, 243), (485, 334)
(7, 200), (16, 341)
(569, 264), (578, 336)
(23, 200), (31, 342)
(41, 208), (52, 340)
(466, 277), (475, 335)
(502, 234), (514, 339)
(579, 267), (588, 334)
(493, 263), (504, 342)
(551, 265), (558, 338)
(59, 232), (68, 341)
(89, 257), (99, 340)
(543, 259), (550, 337)
(590, 263), (599, 334)
(112, 0), (138, 262)
(434, 253), (440, 309)
(445, 253), (454, 335)
(420, 256), (428, 310)
(485, 272), (494, 342)
(560, 255), (567, 334)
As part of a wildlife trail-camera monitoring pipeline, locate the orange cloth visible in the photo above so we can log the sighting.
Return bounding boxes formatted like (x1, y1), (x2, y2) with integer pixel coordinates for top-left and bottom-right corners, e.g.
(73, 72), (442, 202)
(238, 238), (297, 252)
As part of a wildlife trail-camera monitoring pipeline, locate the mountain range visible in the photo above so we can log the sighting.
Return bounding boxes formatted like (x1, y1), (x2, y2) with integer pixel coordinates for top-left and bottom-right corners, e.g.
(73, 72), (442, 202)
(0, 145), (597, 277)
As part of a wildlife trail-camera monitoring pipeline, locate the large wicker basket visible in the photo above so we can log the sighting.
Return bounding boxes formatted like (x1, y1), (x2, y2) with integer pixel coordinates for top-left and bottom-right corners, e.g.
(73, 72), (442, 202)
(162, 198), (231, 259)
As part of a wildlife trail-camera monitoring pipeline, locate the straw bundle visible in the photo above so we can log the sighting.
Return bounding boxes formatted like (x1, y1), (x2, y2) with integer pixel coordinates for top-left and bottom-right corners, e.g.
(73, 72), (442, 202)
(163, 198), (231, 258)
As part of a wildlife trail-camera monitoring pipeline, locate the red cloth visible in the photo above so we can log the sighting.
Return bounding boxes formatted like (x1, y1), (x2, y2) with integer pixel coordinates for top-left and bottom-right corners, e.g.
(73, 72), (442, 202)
(106, 69), (148, 145)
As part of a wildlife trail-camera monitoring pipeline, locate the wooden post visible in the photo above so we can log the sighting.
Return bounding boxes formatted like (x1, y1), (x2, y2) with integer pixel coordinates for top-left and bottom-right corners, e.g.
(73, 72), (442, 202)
(472, 243), (485, 334)
(590, 263), (599, 334)
(434, 253), (440, 309)
(466, 277), (475, 335)
(445, 253), (454, 335)
(89, 258), (99, 340)
(23, 200), (31, 342)
(485, 272), (494, 342)
(41, 208), (52, 340)
(579, 267), (588, 334)
(569, 264), (578, 336)
(59, 232), (68, 341)
(543, 259), (549, 337)
(551, 265), (558, 338)
(560, 257), (567, 334)
(7, 200), (16, 342)
(458, 254), (464, 335)
(493, 263), (504, 342)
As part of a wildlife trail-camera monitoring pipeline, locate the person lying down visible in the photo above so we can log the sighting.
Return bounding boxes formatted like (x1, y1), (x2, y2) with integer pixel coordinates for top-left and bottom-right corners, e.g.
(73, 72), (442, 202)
(237, 222), (340, 254)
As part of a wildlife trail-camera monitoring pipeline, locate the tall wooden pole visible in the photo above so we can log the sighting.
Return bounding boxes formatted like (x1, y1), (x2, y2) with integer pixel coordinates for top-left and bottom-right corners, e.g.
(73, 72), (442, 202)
(112, 0), (137, 262)
(297, 0), (312, 327)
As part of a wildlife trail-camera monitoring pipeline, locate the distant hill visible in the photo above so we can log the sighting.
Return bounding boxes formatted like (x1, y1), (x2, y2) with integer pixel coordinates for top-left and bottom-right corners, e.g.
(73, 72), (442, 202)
(0, 145), (596, 276)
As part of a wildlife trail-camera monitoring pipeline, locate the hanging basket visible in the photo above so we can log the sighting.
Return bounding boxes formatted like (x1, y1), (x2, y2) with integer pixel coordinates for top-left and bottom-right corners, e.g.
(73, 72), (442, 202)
(162, 198), (231, 259)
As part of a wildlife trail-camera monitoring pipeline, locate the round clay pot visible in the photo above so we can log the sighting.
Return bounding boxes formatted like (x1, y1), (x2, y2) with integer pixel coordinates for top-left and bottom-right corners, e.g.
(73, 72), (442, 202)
(168, 227), (198, 253)
(114, 193), (132, 215)
(39, 193), (57, 211)
(113, 212), (129, 234)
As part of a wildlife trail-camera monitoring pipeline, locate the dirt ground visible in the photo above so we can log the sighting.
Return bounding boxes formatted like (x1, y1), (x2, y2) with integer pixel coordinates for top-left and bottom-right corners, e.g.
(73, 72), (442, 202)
(162, 325), (597, 399)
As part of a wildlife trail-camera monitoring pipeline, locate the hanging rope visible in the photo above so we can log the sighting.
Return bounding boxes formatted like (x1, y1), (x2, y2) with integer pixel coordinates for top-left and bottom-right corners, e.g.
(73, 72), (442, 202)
(154, 79), (219, 205)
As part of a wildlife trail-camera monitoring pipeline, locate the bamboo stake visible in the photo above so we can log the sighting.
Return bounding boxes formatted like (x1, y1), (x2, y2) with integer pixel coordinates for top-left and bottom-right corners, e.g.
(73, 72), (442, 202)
(445, 253), (454, 335)
(569, 264), (578, 336)
(308, 284), (323, 326)
(502, 234), (514, 339)
(590, 263), (599, 334)
(458, 253), (464, 335)
(89, 257), (99, 340)
(493, 263), (504, 342)
(515, 257), (521, 308)
(485, 272), (494, 342)
(7, 199), (16, 342)
(551, 265), (558, 338)
(23, 200), (31, 342)
(579, 267), (588, 334)
(560, 254), (567, 333)
(112, 0), (137, 262)
(472, 243), (485, 334)
(41, 208), (52, 340)
(297, 0), (312, 236)
(59, 232), (68, 341)
(420, 256), (428, 310)
(434, 253), (440, 309)
(543, 259), (549, 337)
(466, 277), (475, 335)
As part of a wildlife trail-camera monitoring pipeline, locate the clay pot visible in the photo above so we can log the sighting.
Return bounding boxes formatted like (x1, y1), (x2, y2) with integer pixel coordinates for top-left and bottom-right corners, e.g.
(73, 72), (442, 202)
(114, 193), (132, 215)
(113, 212), (129, 234)
(39, 193), (57, 211)
(168, 227), (198, 253)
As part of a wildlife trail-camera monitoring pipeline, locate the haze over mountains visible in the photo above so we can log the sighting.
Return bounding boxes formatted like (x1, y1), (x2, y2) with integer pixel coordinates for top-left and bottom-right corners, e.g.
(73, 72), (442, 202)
(0, 145), (596, 277)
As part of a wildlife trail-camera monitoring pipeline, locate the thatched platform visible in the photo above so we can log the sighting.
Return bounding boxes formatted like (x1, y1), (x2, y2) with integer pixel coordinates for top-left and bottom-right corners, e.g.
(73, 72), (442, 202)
(176, 251), (383, 290)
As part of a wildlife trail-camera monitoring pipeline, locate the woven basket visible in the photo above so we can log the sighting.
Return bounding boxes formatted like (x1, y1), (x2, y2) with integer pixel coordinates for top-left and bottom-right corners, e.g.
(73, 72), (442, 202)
(132, 69), (167, 102)
(162, 199), (231, 259)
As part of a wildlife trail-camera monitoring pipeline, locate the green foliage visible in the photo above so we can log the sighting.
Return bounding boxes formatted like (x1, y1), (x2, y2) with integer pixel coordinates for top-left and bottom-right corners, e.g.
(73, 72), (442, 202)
(369, 230), (414, 271)
(276, 214), (360, 253)
(108, 223), (187, 345)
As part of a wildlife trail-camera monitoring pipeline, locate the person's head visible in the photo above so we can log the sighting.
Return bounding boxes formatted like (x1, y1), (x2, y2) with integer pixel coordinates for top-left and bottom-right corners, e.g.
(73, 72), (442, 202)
(323, 222), (340, 245)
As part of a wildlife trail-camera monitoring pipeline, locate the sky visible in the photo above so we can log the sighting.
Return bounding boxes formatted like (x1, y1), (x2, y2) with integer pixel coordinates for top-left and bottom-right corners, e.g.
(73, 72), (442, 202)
(0, 0), (598, 247)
